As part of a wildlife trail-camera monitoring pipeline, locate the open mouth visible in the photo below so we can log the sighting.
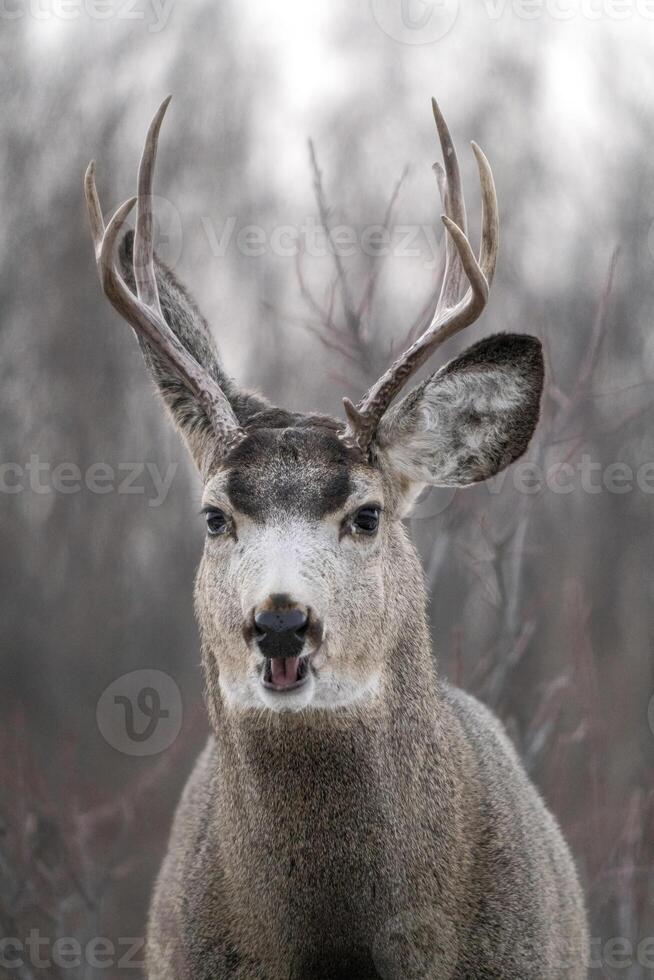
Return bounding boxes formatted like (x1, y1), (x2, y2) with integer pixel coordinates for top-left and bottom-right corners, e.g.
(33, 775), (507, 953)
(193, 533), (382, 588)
(261, 656), (310, 692)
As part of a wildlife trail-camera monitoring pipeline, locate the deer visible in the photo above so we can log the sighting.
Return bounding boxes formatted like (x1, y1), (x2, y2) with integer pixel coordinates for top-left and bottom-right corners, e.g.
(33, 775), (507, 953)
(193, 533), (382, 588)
(84, 97), (589, 979)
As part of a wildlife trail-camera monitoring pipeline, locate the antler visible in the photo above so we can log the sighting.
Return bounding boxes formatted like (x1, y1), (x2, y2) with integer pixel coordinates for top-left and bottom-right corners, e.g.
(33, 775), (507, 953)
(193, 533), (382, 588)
(84, 97), (242, 450)
(342, 98), (499, 453)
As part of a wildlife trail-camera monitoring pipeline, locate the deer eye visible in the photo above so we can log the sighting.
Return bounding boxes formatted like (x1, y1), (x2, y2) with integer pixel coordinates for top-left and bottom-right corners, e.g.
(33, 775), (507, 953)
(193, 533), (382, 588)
(203, 508), (230, 537)
(350, 505), (381, 536)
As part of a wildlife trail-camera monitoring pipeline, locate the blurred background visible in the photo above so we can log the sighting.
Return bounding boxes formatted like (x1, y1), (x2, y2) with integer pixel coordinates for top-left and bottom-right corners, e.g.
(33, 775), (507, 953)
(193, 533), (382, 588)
(1, 1), (653, 976)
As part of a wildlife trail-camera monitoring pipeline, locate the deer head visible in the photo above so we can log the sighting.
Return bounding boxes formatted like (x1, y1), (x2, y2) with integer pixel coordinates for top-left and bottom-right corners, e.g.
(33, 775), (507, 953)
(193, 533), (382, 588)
(84, 98), (543, 715)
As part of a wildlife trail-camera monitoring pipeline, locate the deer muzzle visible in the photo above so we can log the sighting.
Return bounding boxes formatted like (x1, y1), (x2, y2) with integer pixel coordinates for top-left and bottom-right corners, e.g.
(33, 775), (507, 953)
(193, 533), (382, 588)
(254, 607), (311, 691)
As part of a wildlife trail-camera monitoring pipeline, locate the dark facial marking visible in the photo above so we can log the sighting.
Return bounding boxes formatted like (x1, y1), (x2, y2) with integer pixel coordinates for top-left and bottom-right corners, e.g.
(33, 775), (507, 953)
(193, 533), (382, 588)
(224, 426), (359, 521)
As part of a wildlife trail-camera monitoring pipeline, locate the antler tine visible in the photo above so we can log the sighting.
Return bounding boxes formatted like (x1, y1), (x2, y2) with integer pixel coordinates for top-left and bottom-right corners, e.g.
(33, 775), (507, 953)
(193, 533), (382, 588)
(471, 140), (499, 288)
(83, 100), (242, 449)
(95, 192), (235, 427)
(135, 95), (171, 311)
(84, 160), (105, 261)
(431, 97), (467, 309)
(341, 100), (499, 455)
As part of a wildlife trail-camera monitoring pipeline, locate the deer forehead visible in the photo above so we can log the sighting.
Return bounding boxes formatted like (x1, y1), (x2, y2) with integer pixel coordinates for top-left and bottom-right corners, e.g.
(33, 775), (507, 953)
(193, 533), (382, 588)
(202, 426), (383, 522)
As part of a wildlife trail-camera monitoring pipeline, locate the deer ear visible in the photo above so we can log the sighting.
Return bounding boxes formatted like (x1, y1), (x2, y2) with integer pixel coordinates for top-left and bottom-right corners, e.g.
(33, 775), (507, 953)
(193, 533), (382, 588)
(117, 232), (268, 472)
(374, 334), (544, 493)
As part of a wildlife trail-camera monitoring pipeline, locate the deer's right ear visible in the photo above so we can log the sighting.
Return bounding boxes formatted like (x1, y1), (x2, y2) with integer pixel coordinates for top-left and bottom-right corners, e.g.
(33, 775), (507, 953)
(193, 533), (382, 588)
(373, 333), (544, 498)
(84, 99), (270, 476)
(117, 232), (237, 471)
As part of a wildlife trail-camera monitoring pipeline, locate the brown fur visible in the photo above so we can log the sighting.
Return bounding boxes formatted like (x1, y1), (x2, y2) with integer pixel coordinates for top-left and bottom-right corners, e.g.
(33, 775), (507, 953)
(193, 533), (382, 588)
(112, 245), (588, 979)
(147, 536), (588, 979)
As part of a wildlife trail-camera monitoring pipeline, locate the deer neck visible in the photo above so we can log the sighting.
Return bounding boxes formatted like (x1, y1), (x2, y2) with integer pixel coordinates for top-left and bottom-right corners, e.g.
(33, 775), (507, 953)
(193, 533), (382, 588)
(197, 622), (454, 968)
(203, 613), (440, 809)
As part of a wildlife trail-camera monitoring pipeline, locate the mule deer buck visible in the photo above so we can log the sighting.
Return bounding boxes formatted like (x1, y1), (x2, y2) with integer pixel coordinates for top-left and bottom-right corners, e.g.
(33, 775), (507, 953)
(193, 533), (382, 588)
(84, 98), (588, 979)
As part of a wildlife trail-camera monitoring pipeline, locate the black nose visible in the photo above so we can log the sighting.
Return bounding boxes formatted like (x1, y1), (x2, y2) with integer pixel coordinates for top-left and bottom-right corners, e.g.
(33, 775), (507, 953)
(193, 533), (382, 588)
(254, 608), (309, 659)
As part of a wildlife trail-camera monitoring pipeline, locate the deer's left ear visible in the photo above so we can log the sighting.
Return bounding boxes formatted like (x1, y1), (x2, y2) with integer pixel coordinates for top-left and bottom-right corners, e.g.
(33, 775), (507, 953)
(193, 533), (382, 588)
(374, 333), (544, 493)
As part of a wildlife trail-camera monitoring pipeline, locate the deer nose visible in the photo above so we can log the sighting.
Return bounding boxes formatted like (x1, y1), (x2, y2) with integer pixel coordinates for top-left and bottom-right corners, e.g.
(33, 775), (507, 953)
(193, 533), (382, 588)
(254, 607), (309, 660)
